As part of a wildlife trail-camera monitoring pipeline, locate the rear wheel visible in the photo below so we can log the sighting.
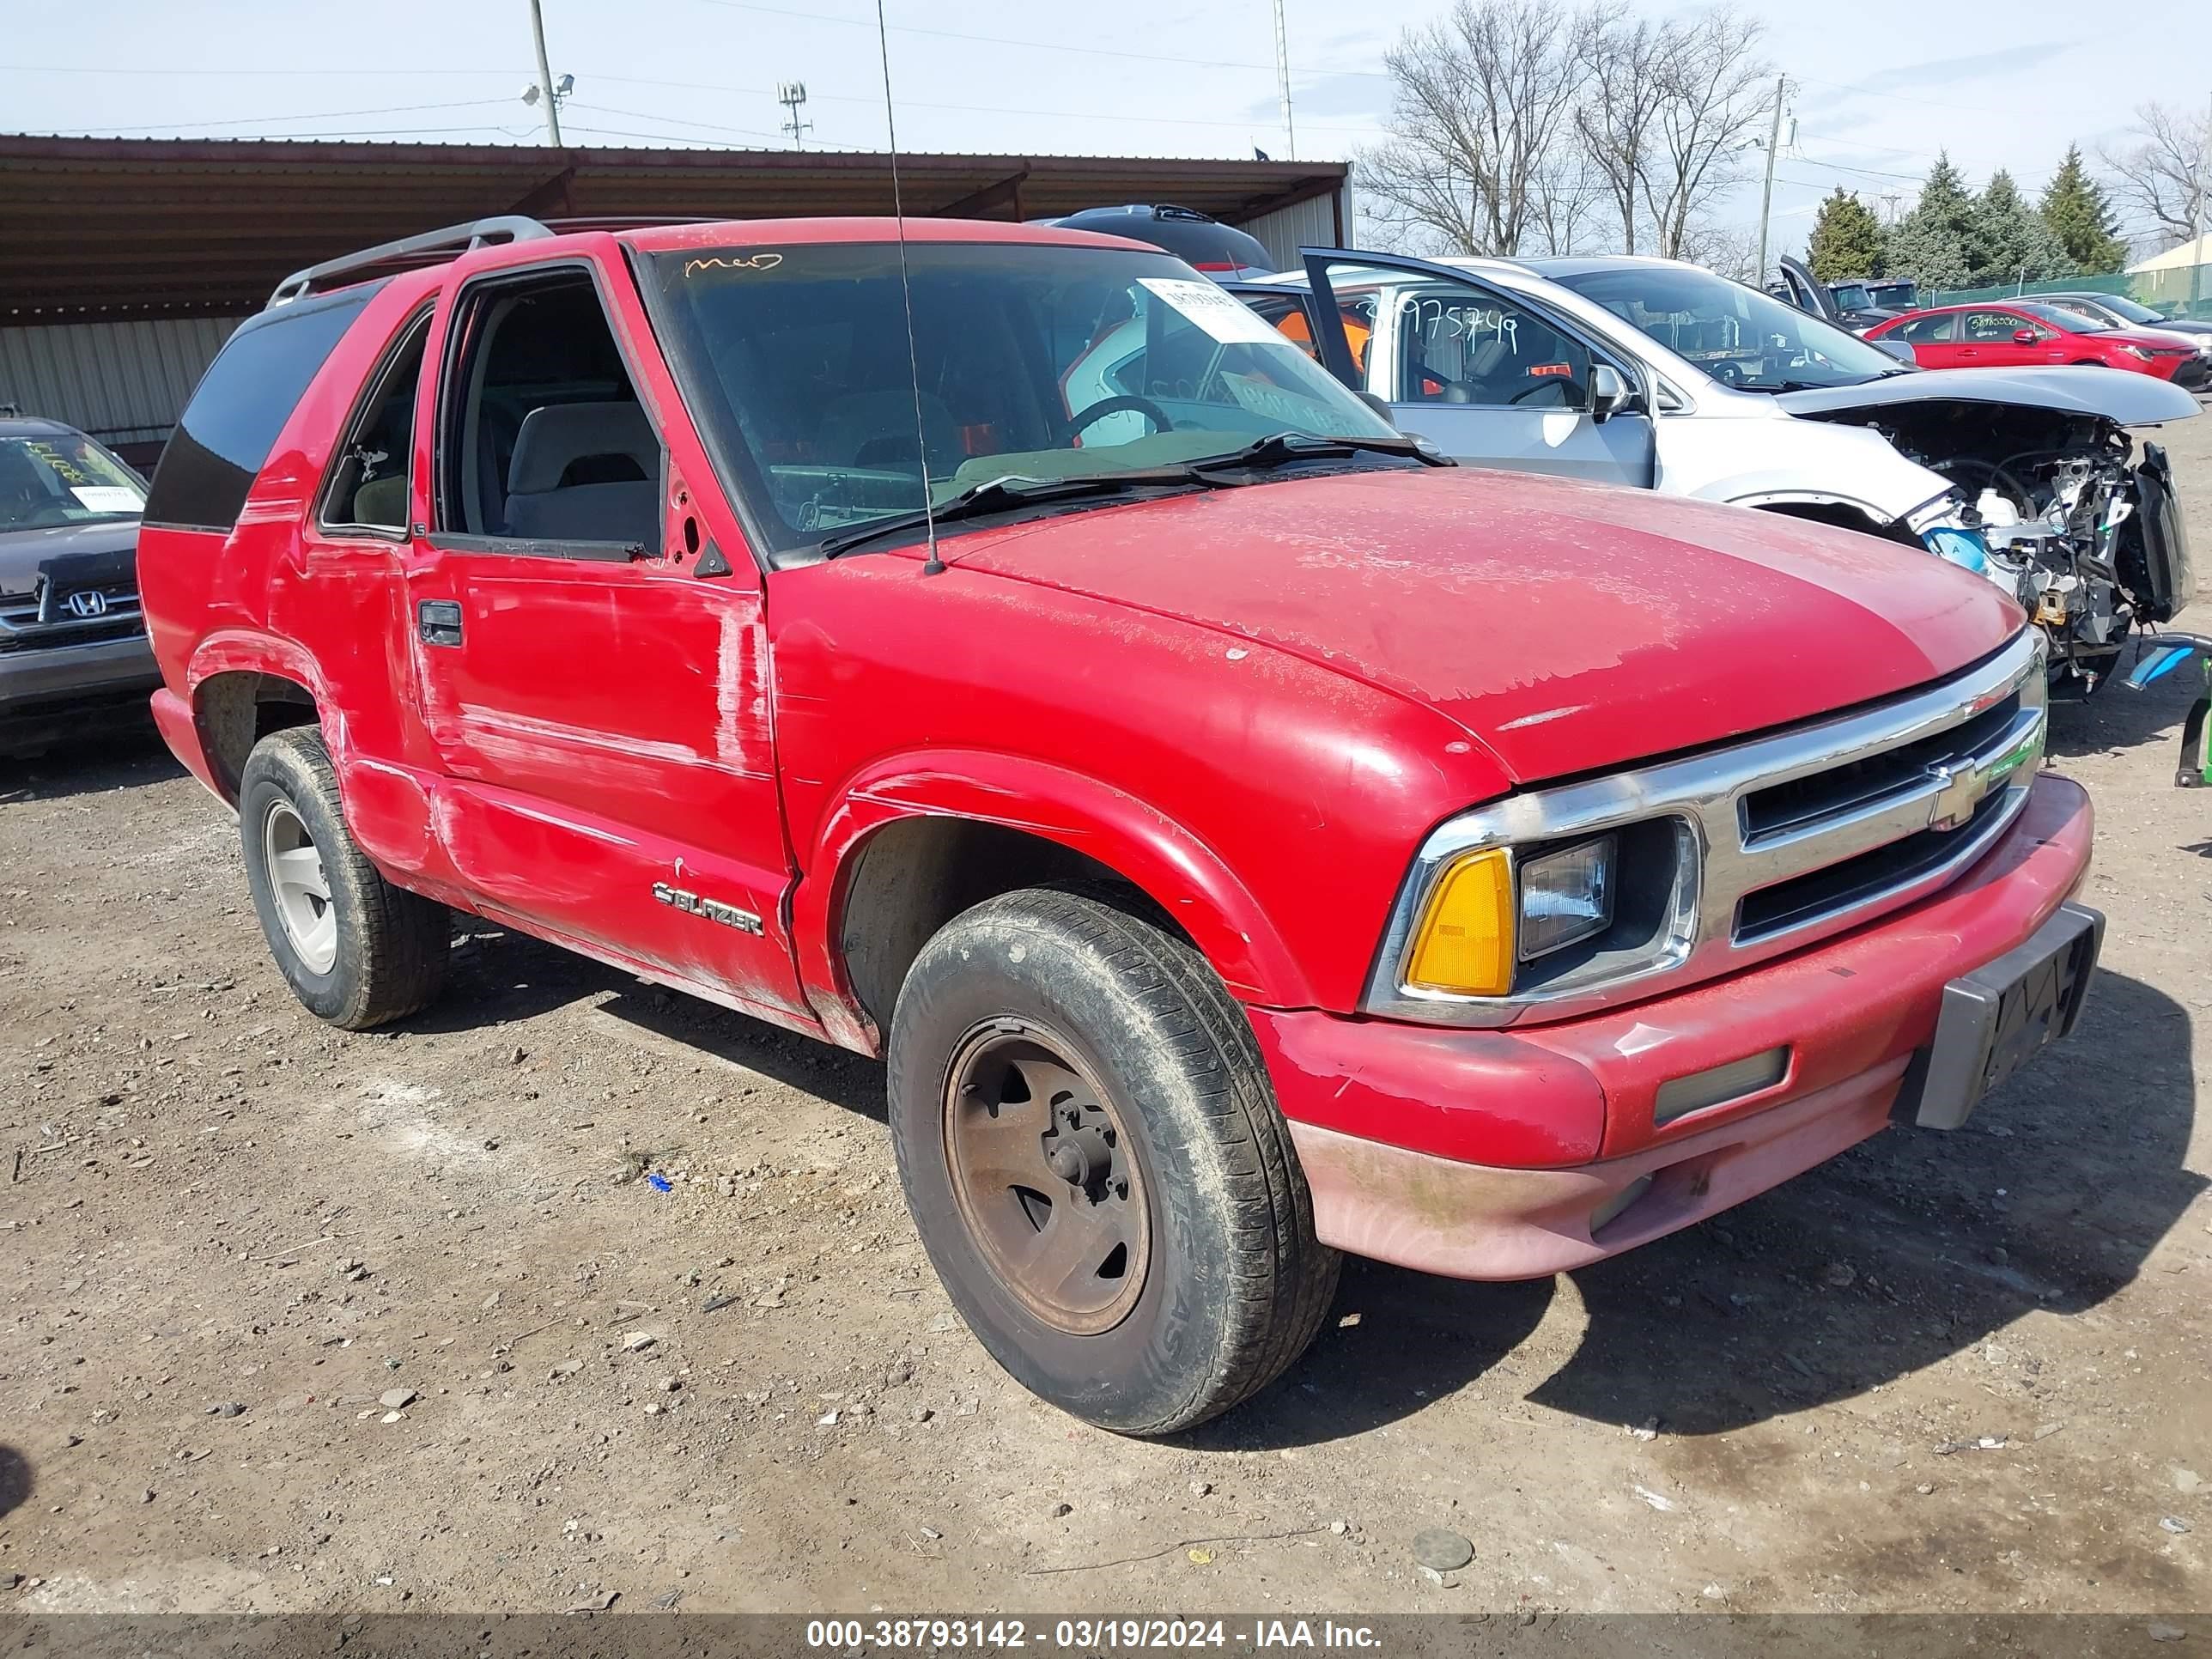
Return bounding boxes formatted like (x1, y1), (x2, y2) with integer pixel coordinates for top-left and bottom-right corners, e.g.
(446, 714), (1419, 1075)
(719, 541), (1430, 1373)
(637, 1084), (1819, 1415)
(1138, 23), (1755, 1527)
(238, 726), (448, 1030)
(887, 886), (1340, 1435)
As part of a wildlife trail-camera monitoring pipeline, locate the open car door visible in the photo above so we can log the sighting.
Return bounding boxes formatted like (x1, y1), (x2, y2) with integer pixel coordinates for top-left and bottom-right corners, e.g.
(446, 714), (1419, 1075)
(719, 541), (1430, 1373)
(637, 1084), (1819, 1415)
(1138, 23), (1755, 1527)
(1297, 248), (1656, 487)
(1775, 256), (1845, 325)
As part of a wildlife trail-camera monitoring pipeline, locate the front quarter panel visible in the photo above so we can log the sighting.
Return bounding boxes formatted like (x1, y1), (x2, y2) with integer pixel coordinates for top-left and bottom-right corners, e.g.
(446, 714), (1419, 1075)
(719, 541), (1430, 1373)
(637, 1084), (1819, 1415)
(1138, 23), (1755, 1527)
(769, 548), (1510, 1024)
(1654, 404), (1951, 526)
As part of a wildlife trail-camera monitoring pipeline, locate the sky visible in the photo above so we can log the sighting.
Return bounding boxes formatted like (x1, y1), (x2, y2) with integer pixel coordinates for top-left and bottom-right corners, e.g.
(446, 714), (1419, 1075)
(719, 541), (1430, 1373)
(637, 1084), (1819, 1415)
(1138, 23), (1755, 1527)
(3, 0), (2203, 258)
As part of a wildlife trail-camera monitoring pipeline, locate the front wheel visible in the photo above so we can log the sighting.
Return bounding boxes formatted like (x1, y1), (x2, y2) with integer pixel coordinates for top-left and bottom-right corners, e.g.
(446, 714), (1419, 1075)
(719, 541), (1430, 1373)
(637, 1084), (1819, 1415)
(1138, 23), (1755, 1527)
(887, 887), (1340, 1436)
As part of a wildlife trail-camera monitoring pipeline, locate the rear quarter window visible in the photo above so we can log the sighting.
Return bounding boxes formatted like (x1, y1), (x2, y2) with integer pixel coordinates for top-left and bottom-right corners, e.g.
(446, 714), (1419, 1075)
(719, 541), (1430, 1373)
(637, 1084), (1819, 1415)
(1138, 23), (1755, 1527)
(143, 285), (383, 532)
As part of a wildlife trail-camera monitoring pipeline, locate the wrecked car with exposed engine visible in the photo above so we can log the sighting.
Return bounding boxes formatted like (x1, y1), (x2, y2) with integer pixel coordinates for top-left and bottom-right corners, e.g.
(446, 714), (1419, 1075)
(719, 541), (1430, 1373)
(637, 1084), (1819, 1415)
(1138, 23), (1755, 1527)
(1238, 250), (2197, 694)
(140, 215), (2099, 1436)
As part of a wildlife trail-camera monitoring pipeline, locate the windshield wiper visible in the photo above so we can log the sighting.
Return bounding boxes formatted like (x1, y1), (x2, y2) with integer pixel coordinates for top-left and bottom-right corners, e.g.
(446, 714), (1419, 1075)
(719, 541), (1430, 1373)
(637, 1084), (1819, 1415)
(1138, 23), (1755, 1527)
(1185, 431), (1450, 474)
(816, 470), (1201, 559)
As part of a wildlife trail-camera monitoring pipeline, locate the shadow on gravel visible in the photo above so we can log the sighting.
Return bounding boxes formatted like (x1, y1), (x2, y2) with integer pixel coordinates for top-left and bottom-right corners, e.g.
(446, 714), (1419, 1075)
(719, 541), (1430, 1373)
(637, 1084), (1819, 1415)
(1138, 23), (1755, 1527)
(2044, 637), (2202, 761)
(0, 720), (178, 805)
(597, 988), (888, 1121)
(1201, 969), (2200, 1450)
(0, 1444), (31, 1522)
(400, 926), (890, 1119)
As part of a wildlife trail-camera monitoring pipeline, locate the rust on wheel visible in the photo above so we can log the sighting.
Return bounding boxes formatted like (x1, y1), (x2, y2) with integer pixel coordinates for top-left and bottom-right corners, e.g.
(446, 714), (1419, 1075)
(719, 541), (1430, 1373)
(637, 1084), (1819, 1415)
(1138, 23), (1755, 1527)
(940, 1018), (1152, 1335)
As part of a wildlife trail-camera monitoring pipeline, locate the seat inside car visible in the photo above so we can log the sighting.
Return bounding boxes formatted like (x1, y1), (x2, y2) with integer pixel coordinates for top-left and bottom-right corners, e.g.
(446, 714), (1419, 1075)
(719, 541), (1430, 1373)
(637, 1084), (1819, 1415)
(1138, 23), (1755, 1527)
(502, 400), (659, 546)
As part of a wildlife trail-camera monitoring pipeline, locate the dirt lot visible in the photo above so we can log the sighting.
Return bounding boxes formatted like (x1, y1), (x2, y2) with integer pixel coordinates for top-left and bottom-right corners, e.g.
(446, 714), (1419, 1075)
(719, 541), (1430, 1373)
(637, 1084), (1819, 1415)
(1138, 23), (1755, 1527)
(3, 422), (2209, 1624)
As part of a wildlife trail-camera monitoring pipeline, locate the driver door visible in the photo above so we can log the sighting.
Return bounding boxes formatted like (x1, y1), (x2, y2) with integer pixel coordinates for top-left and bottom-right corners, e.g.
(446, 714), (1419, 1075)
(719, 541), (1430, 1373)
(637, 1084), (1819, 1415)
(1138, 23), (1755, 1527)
(1299, 249), (1656, 487)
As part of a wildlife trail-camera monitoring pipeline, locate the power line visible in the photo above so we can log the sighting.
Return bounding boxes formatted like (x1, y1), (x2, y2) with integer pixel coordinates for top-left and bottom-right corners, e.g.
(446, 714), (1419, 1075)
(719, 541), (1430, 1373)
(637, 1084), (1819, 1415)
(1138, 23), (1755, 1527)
(689, 0), (1393, 79)
(577, 73), (1382, 136)
(37, 96), (520, 136)
(563, 102), (783, 143)
(0, 62), (517, 76)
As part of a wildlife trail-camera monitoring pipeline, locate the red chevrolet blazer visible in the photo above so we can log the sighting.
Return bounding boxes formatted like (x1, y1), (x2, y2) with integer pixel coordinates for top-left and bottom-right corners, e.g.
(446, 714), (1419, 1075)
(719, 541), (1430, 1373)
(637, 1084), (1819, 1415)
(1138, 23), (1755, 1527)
(136, 216), (2099, 1433)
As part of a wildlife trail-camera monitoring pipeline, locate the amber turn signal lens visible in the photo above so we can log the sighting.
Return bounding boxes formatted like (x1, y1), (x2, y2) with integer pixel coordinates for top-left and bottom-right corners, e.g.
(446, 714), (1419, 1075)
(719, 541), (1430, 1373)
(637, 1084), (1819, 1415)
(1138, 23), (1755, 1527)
(1405, 847), (1515, 996)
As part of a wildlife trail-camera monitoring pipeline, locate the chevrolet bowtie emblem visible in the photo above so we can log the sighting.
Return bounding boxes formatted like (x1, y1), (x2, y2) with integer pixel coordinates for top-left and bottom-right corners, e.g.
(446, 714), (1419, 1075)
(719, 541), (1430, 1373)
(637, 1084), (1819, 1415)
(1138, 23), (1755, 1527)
(1927, 727), (2039, 832)
(1925, 760), (1990, 832)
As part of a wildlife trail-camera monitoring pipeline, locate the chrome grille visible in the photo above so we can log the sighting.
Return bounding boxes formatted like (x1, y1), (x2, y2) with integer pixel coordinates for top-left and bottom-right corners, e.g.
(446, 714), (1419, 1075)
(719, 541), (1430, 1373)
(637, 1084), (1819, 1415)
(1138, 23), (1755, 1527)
(1363, 630), (2048, 1028)
(0, 580), (146, 653)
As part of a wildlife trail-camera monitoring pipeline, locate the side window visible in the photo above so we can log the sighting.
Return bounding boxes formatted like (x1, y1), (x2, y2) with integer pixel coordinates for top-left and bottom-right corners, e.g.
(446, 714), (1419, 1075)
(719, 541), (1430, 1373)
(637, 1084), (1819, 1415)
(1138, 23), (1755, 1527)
(143, 286), (380, 531)
(437, 269), (660, 550)
(1236, 294), (1376, 378)
(320, 314), (428, 534)
(1394, 287), (1593, 410)
(1899, 313), (1956, 343)
(1965, 310), (2031, 343)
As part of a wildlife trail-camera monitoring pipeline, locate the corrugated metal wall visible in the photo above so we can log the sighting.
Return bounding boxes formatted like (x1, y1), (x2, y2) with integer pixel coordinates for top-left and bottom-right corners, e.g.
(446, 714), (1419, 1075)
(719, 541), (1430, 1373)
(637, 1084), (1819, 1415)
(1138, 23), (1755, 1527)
(1237, 189), (1346, 271)
(0, 314), (240, 448)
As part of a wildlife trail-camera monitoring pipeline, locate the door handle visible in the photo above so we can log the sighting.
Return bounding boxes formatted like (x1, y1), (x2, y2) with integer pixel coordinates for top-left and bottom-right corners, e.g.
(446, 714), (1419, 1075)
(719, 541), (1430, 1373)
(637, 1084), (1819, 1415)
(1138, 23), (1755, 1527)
(417, 600), (463, 647)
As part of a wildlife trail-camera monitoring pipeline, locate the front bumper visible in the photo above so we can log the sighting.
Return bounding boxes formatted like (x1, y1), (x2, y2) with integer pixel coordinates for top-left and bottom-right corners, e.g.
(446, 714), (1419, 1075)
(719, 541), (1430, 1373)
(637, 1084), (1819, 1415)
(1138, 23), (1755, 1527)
(1257, 773), (2094, 1280)
(0, 634), (161, 754)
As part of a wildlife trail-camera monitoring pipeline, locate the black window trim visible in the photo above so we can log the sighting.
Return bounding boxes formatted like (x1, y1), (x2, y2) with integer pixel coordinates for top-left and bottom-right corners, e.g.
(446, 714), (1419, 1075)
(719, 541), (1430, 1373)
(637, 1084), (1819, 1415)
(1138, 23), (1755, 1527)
(141, 281), (387, 535)
(431, 255), (667, 562)
(314, 302), (435, 543)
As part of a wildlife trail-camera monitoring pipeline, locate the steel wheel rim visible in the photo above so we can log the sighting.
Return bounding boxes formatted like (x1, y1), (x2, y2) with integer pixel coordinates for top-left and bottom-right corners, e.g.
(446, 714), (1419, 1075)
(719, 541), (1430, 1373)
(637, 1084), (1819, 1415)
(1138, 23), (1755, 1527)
(940, 1018), (1152, 1335)
(262, 799), (337, 975)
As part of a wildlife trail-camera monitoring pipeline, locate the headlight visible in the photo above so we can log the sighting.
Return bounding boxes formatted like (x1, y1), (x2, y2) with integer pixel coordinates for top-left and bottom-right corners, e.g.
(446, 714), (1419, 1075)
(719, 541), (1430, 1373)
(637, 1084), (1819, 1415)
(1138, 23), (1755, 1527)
(1401, 836), (1618, 995)
(1518, 836), (1615, 959)
(2124, 344), (2154, 361)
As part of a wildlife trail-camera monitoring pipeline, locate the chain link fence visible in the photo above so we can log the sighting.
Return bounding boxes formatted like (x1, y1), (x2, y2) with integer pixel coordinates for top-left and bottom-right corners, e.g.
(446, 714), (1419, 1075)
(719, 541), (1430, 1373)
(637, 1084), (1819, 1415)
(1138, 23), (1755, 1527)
(1921, 267), (2212, 319)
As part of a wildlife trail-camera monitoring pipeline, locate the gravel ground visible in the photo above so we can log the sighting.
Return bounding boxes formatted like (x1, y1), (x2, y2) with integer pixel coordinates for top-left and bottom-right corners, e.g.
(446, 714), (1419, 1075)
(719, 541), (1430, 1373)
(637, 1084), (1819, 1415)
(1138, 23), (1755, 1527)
(1, 418), (2208, 1620)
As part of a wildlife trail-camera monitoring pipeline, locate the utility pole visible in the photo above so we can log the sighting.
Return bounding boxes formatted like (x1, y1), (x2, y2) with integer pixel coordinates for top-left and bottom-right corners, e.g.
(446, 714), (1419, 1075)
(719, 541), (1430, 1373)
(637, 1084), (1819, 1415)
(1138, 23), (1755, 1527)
(1754, 74), (1787, 286)
(1272, 0), (1296, 162)
(779, 82), (812, 150)
(526, 0), (562, 145)
(2193, 89), (2209, 311)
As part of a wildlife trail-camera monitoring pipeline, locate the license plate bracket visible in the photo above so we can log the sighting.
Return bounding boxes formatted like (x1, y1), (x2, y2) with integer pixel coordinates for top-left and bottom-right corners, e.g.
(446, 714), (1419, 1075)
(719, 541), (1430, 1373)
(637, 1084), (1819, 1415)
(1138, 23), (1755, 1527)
(1894, 901), (2104, 1131)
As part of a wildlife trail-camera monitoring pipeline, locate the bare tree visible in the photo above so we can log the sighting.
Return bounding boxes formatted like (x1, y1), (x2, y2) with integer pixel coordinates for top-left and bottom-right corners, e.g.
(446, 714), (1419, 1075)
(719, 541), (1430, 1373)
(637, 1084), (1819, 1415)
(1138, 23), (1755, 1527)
(1676, 220), (1763, 283)
(1357, 0), (1593, 257)
(2097, 101), (2209, 251)
(1529, 143), (1609, 255)
(1573, 3), (1670, 255)
(1360, 1), (1774, 263)
(1638, 8), (1774, 259)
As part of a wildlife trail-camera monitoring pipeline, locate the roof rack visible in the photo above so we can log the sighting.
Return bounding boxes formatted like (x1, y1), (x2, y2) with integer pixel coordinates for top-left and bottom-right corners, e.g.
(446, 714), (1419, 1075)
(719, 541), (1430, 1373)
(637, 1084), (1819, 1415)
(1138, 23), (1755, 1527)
(266, 216), (554, 308)
(264, 214), (727, 309)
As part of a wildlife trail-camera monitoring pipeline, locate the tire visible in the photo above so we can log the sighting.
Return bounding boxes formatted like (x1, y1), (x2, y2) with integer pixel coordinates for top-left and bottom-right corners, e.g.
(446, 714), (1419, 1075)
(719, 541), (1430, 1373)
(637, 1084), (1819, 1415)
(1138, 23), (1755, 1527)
(237, 725), (448, 1030)
(887, 886), (1340, 1435)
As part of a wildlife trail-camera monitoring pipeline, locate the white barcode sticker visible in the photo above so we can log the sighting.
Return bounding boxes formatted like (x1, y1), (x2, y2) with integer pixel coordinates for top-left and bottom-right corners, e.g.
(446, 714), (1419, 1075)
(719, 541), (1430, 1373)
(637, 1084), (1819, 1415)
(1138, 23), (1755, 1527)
(70, 486), (143, 514)
(1139, 278), (1285, 346)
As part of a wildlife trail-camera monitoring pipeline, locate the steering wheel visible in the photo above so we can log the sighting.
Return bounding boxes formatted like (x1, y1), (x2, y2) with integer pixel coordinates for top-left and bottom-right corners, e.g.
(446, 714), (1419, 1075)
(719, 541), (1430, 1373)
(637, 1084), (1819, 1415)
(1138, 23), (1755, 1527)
(1705, 360), (1748, 386)
(1064, 394), (1172, 440)
(1508, 379), (1581, 406)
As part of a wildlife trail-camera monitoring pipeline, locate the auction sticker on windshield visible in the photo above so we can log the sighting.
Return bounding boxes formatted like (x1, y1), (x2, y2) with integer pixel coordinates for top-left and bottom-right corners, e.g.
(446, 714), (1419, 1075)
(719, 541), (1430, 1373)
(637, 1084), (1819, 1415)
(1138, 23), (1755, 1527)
(1139, 278), (1286, 346)
(70, 486), (143, 514)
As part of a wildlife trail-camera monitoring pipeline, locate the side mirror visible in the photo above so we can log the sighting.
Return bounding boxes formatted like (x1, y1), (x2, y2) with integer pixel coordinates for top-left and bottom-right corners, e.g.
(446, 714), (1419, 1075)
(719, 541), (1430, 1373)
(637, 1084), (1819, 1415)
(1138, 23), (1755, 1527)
(1589, 363), (1638, 423)
(1876, 337), (1917, 365)
(1354, 390), (1397, 428)
(2012, 327), (2039, 345)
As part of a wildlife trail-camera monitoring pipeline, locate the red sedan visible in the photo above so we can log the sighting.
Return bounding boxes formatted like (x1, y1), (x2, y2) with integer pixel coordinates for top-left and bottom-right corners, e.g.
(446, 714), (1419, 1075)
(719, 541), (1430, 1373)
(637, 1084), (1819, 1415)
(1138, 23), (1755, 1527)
(1867, 301), (2209, 391)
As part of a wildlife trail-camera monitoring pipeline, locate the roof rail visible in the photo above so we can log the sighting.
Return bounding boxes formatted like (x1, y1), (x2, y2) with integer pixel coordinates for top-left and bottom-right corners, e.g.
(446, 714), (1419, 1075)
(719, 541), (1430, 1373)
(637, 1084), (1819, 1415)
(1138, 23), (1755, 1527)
(265, 216), (554, 309)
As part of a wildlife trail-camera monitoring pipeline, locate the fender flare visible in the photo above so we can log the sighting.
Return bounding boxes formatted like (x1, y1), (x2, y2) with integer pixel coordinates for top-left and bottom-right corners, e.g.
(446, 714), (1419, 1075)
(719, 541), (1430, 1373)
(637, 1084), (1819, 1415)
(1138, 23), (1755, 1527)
(183, 630), (353, 785)
(793, 748), (1314, 1040)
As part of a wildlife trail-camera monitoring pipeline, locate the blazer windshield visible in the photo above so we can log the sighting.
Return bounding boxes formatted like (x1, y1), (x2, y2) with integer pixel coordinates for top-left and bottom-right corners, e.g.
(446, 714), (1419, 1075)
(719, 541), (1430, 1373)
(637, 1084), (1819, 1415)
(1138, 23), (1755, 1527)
(642, 240), (1399, 556)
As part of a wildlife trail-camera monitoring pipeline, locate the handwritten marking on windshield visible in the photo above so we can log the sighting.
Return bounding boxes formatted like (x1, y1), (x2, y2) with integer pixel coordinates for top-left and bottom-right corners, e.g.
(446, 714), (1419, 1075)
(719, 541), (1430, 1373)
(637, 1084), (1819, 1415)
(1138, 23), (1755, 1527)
(684, 252), (786, 277)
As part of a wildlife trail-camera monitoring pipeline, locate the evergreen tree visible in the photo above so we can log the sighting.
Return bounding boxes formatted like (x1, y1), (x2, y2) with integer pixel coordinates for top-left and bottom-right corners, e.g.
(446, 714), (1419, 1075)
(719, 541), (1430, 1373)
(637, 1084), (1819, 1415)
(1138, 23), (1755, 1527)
(1882, 152), (1977, 289)
(2039, 145), (2128, 273)
(1806, 188), (1885, 283)
(1971, 169), (2074, 285)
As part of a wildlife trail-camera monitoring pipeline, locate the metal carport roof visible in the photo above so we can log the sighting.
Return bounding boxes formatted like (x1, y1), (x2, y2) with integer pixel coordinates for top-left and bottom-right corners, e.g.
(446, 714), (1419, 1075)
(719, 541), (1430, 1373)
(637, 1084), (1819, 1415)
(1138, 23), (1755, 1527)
(0, 136), (1347, 319)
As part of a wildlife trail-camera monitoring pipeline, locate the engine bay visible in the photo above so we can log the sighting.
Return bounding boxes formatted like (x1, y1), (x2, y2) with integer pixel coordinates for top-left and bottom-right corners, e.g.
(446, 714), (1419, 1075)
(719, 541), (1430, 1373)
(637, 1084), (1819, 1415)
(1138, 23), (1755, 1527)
(1809, 400), (2191, 694)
